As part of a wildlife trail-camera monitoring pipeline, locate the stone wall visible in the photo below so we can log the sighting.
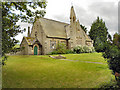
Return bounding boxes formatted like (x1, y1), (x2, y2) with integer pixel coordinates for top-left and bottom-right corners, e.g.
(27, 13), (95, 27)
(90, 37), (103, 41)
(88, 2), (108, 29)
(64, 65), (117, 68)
(31, 19), (47, 55)
(45, 38), (67, 54)
(20, 38), (29, 55)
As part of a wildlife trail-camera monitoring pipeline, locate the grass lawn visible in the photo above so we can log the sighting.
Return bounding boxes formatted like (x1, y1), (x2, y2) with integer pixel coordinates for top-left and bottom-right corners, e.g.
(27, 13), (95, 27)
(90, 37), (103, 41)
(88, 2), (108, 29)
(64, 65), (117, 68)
(56, 53), (107, 63)
(2, 53), (114, 88)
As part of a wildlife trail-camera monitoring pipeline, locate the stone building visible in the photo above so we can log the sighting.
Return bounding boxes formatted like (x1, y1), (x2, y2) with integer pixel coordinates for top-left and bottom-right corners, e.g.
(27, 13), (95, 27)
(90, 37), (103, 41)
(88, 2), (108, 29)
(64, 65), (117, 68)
(20, 6), (93, 55)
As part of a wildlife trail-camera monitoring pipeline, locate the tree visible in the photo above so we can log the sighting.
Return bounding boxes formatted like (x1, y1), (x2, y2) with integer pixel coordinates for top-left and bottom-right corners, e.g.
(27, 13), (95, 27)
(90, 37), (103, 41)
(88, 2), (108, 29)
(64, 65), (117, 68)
(1, 1), (47, 65)
(108, 33), (112, 42)
(89, 17), (109, 52)
(103, 33), (120, 86)
(113, 33), (120, 48)
(80, 24), (87, 33)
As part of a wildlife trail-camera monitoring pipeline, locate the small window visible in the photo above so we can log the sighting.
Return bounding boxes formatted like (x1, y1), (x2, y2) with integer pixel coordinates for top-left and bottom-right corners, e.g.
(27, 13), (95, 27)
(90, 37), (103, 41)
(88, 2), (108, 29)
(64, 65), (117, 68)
(73, 16), (75, 22)
(50, 40), (56, 49)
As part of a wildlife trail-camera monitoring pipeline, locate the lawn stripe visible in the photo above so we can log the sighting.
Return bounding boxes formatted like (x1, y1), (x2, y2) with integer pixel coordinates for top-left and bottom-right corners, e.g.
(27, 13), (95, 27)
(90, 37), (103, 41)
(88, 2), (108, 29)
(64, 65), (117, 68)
(60, 59), (106, 64)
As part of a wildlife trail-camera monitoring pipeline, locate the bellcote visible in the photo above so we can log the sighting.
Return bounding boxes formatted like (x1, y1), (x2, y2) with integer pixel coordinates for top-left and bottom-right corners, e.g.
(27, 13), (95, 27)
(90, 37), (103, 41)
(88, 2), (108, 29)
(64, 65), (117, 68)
(28, 26), (31, 37)
(70, 6), (76, 22)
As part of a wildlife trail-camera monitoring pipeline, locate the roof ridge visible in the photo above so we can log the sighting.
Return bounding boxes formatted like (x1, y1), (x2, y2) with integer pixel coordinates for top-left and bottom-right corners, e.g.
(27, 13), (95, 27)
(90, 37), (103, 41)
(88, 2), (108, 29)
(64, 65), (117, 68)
(39, 17), (69, 25)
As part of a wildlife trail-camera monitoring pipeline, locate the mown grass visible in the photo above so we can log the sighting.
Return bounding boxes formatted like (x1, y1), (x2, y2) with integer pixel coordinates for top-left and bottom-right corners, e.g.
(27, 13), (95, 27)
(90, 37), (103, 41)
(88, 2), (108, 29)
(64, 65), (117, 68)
(60, 52), (107, 63)
(2, 53), (114, 88)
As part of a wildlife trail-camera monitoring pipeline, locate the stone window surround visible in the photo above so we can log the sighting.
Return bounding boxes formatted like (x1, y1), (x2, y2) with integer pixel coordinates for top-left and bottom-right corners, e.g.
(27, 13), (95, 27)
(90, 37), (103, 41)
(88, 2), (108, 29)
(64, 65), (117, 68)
(50, 40), (56, 49)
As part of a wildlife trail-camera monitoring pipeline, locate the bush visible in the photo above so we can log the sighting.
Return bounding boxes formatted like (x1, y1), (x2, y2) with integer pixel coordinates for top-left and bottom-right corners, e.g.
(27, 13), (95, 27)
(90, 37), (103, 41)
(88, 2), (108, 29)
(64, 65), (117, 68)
(49, 51), (58, 55)
(74, 45), (84, 53)
(103, 43), (120, 74)
(65, 49), (74, 54)
(49, 42), (74, 55)
(49, 43), (95, 55)
(91, 47), (96, 52)
(83, 46), (90, 53)
(102, 35), (120, 85)
(73, 45), (95, 54)
(100, 81), (120, 88)
(55, 42), (67, 54)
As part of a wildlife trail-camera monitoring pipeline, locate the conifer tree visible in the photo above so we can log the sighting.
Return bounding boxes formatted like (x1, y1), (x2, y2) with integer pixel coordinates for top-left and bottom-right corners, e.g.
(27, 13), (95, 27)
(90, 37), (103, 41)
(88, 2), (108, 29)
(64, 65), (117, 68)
(80, 24), (87, 33)
(89, 17), (108, 52)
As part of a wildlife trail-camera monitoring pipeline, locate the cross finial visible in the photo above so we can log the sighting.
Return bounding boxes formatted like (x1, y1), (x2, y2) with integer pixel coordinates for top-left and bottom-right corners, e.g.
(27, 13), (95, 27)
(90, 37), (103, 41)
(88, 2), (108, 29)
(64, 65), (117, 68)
(71, 0), (74, 6)
(71, 2), (73, 6)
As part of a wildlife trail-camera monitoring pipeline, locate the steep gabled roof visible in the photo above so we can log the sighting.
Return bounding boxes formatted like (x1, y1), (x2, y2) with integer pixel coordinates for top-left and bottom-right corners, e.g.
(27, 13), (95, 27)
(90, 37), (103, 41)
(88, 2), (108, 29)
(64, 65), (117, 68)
(24, 37), (36, 45)
(20, 36), (42, 46)
(38, 18), (69, 39)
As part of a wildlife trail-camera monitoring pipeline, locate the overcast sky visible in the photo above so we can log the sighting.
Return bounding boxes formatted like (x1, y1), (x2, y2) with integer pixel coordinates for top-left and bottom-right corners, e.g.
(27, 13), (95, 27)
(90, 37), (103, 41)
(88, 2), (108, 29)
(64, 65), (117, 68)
(16, 0), (119, 43)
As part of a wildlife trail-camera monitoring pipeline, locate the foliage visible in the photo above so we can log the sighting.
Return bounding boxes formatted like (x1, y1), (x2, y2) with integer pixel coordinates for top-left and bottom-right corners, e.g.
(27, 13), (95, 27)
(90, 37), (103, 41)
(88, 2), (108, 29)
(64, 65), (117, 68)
(49, 43), (95, 55)
(49, 50), (59, 55)
(102, 33), (120, 84)
(94, 37), (105, 52)
(49, 42), (73, 54)
(89, 17), (110, 52)
(49, 49), (74, 55)
(65, 49), (74, 54)
(80, 24), (87, 33)
(55, 42), (67, 54)
(83, 46), (91, 53)
(10, 46), (25, 55)
(2, 1), (47, 65)
(108, 33), (112, 42)
(73, 45), (95, 53)
(73, 45), (84, 53)
(113, 33), (120, 48)
(1, 56), (8, 65)
(100, 80), (120, 88)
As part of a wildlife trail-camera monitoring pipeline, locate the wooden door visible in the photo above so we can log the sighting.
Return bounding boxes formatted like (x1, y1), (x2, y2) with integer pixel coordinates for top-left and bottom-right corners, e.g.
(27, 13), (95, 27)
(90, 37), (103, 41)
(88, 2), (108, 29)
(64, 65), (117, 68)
(34, 46), (38, 55)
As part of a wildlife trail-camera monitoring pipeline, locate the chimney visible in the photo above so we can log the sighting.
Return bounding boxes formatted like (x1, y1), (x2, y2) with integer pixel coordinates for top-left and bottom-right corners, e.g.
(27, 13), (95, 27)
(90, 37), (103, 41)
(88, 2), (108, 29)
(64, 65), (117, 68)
(28, 26), (30, 37)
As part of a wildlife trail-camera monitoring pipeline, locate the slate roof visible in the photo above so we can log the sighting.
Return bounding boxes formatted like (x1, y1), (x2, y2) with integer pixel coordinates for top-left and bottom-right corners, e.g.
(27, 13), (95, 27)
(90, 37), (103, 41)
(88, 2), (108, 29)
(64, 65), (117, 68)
(38, 18), (69, 39)
(24, 37), (36, 45)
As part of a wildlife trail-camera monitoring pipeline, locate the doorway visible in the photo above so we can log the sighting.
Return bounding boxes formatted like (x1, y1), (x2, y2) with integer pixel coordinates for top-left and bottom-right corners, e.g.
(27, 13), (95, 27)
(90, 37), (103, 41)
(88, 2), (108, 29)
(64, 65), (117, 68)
(34, 46), (38, 55)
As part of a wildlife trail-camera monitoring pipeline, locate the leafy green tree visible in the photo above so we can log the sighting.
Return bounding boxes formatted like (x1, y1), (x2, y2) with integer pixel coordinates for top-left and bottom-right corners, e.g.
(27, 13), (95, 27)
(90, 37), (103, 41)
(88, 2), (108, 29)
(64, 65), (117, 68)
(108, 33), (112, 42)
(94, 37), (105, 52)
(80, 24), (87, 33)
(55, 42), (67, 54)
(1, 1), (47, 65)
(103, 33), (120, 85)
(113, 33), (120, 48)
(89, 17), (109, 52)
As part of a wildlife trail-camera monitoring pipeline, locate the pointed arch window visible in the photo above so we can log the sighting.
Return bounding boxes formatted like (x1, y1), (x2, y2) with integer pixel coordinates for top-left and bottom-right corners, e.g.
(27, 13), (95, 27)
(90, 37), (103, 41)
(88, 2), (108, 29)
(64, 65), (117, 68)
(73, 16), (76, 22)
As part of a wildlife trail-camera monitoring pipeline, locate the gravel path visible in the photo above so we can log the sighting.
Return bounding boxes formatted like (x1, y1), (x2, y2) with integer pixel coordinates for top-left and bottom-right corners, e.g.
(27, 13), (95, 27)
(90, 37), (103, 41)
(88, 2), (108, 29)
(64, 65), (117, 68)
(60, 59), (106, 64)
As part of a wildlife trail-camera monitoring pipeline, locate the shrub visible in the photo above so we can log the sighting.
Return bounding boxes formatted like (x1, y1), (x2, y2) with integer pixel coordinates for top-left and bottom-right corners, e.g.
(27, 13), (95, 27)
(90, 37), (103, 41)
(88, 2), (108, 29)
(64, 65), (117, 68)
(74, 45), (84, 53)
(103, 44), (120, 73)
(50, 43), (95, 55)
(49, 42), (74, 55)
(100, 80), (119, 88)
(65, 49), (74, 54)
(83, 46), (90, 53)
(55, 42), (67, 54)
(102, 34), (120, 85)
(91, 47), (95, 52)
(73, 45), (95, 54)
(49, 51), (58, 55)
